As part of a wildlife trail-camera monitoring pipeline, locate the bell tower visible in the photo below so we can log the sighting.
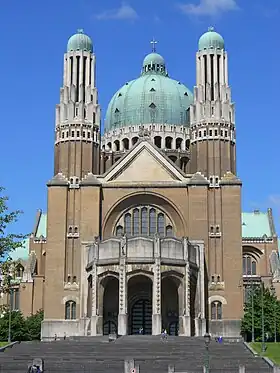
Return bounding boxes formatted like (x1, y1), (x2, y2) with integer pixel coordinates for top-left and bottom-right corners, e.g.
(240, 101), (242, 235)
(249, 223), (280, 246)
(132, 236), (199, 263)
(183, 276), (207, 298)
(190, 27), (236, 180)
(43, 30), (101, 324)
(54, 29), (100, 179)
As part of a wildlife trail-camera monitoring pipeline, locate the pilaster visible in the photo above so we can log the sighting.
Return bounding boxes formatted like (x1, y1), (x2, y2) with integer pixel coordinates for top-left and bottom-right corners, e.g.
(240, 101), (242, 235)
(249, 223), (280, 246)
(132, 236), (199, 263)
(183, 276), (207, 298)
(194, 241), (206, 336)
(152, 234), (162, 335)
(90, 241), (100, 336)
(180, 237), (191, 336)
(118, 236), (128, 335)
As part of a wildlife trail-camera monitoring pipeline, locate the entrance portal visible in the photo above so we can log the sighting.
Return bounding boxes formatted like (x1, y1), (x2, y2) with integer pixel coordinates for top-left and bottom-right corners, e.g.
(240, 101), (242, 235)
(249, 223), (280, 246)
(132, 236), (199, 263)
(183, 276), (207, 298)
(161, 276), (179, 336)
(102, 276), (119, 335)
(131, 299), (152, 335)
(128, 275), (152, 335)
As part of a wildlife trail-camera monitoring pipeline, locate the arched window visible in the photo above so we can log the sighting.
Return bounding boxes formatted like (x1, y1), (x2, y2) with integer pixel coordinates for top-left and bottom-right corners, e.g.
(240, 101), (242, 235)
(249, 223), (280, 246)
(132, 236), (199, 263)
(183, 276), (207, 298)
(243, 255), (257, 275)
(65, 301), (77, 320)
(157, 213), (165, 237)
(133, 209), (140, 235)
(124, 213), (132, 235)
(115, 206), (173, 237)
(166, 225), (173, 237)
(149, 208), (156, 235)
(141, 208), (148, 235)
(116, 225), (123, 237)
(211, 301), (222, 320)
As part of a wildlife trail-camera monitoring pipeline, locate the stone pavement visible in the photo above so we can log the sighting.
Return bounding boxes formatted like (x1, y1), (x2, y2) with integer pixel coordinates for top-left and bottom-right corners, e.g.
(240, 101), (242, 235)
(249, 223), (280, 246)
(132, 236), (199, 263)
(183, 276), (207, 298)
(0, 335), (273, 373)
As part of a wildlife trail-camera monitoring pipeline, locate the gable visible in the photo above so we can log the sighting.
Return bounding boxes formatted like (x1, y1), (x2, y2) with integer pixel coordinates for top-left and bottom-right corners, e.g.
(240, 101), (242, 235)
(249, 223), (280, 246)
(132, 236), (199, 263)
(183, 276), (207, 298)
(103, 141), (185, 183)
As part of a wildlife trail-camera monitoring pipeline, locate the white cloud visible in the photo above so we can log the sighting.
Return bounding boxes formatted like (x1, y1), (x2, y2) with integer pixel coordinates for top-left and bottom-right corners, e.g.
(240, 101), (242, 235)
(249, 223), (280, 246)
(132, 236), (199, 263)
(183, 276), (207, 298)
(96, 3), (138, 21)
(179, 0), (238, 16)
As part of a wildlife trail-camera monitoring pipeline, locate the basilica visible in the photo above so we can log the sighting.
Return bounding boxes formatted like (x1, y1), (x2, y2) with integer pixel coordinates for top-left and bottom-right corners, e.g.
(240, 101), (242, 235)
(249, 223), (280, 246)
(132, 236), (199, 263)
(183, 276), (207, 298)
(7, 28), (279, 340)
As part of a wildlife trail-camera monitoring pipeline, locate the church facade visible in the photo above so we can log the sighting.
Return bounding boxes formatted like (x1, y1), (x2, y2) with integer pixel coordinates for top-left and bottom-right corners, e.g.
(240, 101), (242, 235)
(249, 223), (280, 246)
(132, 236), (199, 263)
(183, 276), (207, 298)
(6, 28), (279, 340)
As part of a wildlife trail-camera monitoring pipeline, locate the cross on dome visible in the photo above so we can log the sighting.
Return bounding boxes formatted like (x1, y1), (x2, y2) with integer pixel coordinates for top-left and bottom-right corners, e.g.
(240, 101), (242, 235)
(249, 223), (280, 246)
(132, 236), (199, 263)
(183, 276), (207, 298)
(77, 28), (84, 34)
(150, 38), (158, 52)
(208, 26), (215, 32)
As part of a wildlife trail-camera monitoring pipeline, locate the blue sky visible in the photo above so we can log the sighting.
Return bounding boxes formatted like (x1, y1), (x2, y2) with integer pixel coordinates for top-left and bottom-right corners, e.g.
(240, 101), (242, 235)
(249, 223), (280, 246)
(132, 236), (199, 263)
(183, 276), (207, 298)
(0, 0), (279, 236)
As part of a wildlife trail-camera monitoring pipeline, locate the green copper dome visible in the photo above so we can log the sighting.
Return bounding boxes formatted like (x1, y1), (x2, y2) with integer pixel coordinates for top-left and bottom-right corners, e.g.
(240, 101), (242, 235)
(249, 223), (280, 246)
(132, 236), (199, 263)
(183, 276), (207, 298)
(67, 29), (93, 52)
(105, 51), (193, 131)
(198, 27), (224, 51)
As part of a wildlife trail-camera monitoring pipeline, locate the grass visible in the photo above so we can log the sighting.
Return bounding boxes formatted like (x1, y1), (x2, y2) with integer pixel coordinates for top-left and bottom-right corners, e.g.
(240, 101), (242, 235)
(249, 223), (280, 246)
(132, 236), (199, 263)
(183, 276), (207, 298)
(250, 342), (280, 365)
(0, 342), (8, 347)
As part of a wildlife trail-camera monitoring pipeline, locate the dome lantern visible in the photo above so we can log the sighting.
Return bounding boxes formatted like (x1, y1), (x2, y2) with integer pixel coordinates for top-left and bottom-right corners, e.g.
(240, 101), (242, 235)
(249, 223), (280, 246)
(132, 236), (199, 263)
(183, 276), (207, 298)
(141, 39), (168, 76)
(198, 27), (225, 51)
(67, 29), (93, 53)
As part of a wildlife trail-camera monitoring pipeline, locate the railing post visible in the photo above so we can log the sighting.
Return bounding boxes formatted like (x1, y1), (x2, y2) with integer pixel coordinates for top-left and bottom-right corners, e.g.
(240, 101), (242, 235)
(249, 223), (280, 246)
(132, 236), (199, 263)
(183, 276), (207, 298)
(168, 364), (175, 373)
(124, 359), (135, 373)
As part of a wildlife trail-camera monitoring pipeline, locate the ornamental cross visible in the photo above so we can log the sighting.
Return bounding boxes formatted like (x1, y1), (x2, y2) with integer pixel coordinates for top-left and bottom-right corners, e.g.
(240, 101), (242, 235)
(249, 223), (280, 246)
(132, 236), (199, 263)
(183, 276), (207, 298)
(150, 38), (158, 52)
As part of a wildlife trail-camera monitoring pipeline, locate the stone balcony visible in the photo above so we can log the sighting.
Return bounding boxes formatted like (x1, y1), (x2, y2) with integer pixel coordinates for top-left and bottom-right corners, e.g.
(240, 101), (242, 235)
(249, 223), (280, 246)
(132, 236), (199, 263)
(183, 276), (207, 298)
(86, 236), (202, 269)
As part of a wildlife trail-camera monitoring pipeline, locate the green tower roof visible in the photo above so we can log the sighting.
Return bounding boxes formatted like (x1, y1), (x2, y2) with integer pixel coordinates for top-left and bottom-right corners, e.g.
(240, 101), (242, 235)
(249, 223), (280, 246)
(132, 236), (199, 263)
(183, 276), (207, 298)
(67, 29), (93, 53)
(198, 27), (224, 51)
(104, 48), (193, 131)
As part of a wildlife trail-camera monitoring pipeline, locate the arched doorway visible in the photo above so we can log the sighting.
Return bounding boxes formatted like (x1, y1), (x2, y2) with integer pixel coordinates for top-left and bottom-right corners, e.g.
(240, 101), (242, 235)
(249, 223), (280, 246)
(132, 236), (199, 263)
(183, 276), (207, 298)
(102, 276), (119, 335)
(161, 276), (179, 336)
(87, 275), (92, 318)
(190, 276), (197, 336)
(128, 275), (152, 335)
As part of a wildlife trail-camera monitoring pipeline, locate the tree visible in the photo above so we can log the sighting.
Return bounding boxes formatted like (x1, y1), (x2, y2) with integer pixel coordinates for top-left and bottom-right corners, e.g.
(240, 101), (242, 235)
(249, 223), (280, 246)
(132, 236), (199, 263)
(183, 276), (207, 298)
(0, 310), (28, 341)
(26, 309), (44, 341)
(241, 284), (280, 341)
(0, 186), (26, 259)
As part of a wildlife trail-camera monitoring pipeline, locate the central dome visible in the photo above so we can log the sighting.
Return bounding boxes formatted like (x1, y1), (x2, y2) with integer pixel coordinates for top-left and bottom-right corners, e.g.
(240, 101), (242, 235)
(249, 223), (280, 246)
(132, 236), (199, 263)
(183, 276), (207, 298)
(104, 51), (193, 132)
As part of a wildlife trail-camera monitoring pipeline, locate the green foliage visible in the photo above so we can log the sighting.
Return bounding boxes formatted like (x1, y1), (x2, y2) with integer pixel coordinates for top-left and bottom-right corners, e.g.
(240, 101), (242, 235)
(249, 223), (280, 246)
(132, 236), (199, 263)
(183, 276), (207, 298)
(241, 285), (280, 342)
(0, 310), (28, 341)
(26, 309), (44, 340)
(0, 309), (44, 342)
(0, 187), (27, 258)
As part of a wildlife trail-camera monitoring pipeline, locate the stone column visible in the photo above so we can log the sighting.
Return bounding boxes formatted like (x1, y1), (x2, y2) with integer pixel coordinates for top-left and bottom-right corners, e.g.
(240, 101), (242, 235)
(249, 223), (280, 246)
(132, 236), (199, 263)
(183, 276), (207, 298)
(152, 234), (162, 335)
(194, 241), (206, 336)
(118, 236), (128, 335)
(179, 237), (191, 336)
(90, 240), (102, 335)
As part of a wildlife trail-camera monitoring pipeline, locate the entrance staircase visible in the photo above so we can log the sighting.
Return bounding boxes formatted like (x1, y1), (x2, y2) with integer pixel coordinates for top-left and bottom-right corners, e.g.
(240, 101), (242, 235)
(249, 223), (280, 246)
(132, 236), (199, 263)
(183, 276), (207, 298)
(0, 336), (272, 373)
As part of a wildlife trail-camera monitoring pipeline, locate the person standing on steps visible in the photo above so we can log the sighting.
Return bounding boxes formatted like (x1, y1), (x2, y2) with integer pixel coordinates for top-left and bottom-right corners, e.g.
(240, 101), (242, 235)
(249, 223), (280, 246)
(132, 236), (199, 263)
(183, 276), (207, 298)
(161, 329), (168, 341)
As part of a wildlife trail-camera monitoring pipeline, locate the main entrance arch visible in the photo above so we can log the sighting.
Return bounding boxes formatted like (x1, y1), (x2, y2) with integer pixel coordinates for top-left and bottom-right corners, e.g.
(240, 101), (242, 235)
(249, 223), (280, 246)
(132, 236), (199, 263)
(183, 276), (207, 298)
(128, 275), (152, 335)
(161, 276), (179, 336)
(102, 276), (119, 335)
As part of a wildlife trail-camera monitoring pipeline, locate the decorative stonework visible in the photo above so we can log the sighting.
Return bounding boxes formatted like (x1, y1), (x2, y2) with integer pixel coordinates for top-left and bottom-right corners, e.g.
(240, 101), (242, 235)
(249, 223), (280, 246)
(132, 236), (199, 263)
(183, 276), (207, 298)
(119, 259), (127, 314)
(91, 261), (97, 316)
(185, 262), (190, 317)
(153, 260), (161, 314)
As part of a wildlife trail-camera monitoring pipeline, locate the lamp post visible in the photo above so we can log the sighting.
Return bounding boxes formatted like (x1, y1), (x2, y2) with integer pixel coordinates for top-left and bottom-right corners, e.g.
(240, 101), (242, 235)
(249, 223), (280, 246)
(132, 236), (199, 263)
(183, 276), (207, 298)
(7, 275), (12, 343)
(270, 283), (277, 343)
(204, 333), (211, 373)
(250, 282), (255, 342)
(261, 282), (266, 353)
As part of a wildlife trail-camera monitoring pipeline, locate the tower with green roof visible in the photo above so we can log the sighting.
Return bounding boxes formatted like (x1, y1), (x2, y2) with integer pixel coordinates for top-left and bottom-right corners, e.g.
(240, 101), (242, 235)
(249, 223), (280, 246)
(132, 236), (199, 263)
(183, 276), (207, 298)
(54, 29), (100, 179)
(190, 27), (236, 178)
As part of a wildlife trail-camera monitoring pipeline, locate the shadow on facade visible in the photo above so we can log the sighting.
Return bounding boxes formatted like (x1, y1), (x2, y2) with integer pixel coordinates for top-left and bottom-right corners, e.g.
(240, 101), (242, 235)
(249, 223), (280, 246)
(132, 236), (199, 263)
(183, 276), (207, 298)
(128, 275), (152, 335)
(161, 277), (179, 335)
(102, 276), (119, 335)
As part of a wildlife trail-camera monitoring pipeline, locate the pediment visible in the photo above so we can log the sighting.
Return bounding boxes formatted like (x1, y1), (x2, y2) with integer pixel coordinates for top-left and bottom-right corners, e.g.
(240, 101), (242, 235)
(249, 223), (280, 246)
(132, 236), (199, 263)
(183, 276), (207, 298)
(103, 140), (185, 183)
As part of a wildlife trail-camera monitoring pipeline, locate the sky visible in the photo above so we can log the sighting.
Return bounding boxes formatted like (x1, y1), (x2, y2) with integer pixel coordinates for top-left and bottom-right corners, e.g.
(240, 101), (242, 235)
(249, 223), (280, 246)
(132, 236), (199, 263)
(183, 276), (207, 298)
(0, 0), (279, 236)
